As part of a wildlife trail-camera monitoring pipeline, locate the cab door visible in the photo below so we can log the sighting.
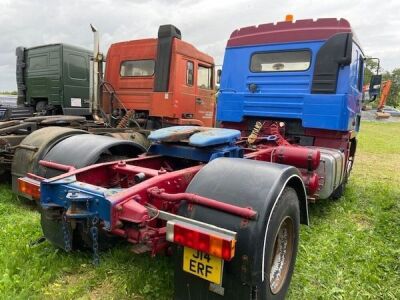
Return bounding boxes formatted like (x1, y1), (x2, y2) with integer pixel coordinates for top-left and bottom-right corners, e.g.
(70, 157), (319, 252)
(194, 63), (215, 127)
(178, 60), (197, 117)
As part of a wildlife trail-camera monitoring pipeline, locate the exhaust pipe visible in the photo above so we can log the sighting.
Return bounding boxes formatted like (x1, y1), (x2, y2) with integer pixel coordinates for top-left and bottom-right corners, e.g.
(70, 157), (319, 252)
(90, 24), (103, 121)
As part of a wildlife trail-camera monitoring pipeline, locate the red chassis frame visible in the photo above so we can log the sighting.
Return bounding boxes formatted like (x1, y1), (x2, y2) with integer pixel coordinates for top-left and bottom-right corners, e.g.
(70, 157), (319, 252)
(23, 123), (352, 257)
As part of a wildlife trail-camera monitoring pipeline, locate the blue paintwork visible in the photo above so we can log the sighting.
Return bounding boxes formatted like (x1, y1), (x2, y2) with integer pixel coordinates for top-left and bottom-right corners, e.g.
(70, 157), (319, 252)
(40, 176), (115, 230)
(148, 126), (241, 147)
(217, 39), (364, 132)
(148, 126), (243, 161)
(40, 126), (244, 220)
(149, 143), (243, 162)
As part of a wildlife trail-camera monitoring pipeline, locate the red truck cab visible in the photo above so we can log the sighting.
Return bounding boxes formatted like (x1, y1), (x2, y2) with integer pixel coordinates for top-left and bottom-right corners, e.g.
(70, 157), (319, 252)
(103, 25), (215, 128)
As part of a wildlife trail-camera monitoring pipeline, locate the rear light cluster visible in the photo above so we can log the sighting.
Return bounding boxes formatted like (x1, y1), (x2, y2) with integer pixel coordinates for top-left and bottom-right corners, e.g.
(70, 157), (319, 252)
(17, 177), (40, 199)
(166, 220), (236, 261)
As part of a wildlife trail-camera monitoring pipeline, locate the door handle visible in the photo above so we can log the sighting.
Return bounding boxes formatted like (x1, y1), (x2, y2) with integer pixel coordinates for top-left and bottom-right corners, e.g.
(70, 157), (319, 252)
(196, 98), (203, 104)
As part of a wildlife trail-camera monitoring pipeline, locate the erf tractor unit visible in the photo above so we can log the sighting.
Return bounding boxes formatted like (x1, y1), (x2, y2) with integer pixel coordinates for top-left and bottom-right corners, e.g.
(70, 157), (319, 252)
(16, 17), (372, 299)
(102, 25), (215, 129)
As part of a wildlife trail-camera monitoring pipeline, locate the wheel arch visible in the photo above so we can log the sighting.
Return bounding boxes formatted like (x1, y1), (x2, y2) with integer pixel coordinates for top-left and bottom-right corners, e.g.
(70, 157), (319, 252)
(175, 157), (308, 299)
(261, 173), (307, 283)
(11, 126), (88, 196)
(286, 175), (308, 226)
(39, 134), (148, 178)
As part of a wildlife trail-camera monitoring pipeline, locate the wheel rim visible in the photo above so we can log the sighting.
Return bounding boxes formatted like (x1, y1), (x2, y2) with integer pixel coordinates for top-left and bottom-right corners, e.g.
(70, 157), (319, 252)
(269, 216), (294, 294)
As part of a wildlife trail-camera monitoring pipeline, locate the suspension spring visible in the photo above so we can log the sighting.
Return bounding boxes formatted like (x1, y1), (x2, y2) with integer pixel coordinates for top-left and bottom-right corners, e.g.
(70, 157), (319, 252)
(116, 110), (135, 128)
(247, 121), (265, 145)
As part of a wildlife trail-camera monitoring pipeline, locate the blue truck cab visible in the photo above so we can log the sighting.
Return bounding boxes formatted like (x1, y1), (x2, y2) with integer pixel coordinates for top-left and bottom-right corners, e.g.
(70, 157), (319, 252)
(217, 18), (365, 133)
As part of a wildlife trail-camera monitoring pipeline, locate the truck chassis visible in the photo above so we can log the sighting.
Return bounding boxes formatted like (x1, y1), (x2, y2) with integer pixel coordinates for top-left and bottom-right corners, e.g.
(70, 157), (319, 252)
(17, 123), (342, 299)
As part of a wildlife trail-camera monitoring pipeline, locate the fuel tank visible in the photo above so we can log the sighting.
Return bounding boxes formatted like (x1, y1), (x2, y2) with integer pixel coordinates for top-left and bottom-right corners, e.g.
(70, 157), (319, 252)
(312, 147), (345, 199)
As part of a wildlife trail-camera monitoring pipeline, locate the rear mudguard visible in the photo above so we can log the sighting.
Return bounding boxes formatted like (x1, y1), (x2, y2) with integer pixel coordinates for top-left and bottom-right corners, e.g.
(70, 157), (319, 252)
(11, 126), (87, 195)
(174, 157), (307, 299)
(39, 134), (147, 178)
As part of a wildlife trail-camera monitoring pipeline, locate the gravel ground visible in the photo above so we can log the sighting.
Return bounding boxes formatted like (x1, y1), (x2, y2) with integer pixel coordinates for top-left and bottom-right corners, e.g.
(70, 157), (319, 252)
(361, 110), (400, 122)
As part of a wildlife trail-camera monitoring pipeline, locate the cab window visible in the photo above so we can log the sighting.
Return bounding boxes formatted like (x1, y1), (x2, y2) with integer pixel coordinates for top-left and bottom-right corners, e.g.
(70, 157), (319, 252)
(29, 55), (48, 70)
(250, 50), (311, 72)
(68, 54), (87, 80)
(186, 61), (194, 86)
(197, 65), (212, 89)
(120, 60), (155, 77)
(357, 56), (364, 92)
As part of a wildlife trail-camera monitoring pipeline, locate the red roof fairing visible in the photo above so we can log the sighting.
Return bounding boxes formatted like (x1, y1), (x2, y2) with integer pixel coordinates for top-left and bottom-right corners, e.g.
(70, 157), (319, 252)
(227, 18), (352, 47)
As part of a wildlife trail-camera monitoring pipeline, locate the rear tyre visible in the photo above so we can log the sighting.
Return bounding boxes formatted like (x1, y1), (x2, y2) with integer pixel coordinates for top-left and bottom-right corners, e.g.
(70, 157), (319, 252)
(330, 182), (346, 200)
(174, 158), (302, 300)
(40, 206), (119, 252)
(39, 154), (128, 251)
(40, 207), (73, 250)
(262, 187), (300, 299)
(35, 100), (47, 115)
(331, 138), (356, 200)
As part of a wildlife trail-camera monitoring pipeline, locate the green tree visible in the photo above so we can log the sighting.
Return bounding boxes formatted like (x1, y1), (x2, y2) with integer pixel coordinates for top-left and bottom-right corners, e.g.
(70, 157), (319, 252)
(383, 68), (400, 107)
(363, 57), (380, 86)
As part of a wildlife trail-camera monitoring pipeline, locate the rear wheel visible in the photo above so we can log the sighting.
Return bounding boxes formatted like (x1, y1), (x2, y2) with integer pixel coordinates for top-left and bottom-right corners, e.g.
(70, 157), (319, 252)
(174, 158), (301, 300)
(37, 134), (148, 251)
(39, 152), (133, 251)
(40, 207), (118, 252)
(263, 188), (299, 299)
(35, 100), (47, 115)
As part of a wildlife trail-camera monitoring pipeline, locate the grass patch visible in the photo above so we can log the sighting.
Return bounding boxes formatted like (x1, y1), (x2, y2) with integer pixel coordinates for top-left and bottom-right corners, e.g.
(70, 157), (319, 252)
(288, 122), (400, 299)
(0, 121), (399, 299)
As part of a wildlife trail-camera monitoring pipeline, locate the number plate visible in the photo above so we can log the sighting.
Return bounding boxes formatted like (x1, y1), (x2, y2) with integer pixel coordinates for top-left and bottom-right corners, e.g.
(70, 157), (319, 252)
(183, 247), (223, 284)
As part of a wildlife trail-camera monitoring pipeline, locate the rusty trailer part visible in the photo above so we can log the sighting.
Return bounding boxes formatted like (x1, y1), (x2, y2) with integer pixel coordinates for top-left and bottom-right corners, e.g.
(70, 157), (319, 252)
(0, 120), (20, 129)
(103, 131), (150, 150)
(23, 115), (83, 122)
(0, 122), (37, 135)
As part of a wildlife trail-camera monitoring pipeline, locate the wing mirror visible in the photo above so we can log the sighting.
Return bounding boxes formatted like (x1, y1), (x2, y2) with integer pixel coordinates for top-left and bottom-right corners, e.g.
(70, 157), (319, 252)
(216, 69), (222, 84)
(369, 75), (382, 100)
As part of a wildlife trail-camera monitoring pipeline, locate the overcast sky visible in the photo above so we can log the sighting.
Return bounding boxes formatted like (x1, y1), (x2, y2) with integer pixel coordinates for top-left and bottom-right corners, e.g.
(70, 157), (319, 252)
(0, 0), (399, 90)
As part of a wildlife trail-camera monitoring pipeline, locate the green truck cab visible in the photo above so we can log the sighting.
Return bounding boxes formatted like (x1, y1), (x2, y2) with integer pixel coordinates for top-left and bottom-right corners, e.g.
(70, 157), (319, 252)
(16, 44), (92, 115)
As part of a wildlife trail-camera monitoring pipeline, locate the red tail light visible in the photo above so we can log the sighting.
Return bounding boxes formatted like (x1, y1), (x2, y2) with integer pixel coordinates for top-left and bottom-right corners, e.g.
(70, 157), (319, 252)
(17, 177), (40, 200)
(166, 220), (236, 261)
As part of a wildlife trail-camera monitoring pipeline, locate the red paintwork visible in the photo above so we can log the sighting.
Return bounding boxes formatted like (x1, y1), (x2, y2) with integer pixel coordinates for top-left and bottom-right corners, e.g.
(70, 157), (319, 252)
(227, 18), (352, 47)
(147, 188), (257, 220)
(104, 38), (215, 127)
(37, 120), (354, 257)
(271, 146), (320, 171)
(39, 160), (75, 172)
(300, 171), (319, 195)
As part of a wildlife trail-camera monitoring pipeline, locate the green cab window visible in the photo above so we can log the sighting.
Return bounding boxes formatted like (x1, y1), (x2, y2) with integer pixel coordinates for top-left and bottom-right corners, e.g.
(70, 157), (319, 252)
(68, 54), (87, 80)
(120, 60), (155, 77)
(250, 50), (311, 72)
